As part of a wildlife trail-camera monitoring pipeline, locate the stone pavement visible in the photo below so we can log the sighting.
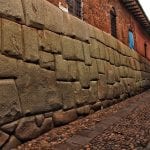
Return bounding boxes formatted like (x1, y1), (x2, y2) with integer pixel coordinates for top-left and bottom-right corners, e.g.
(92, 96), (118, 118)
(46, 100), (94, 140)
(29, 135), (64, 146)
(54, 90), (150, 150)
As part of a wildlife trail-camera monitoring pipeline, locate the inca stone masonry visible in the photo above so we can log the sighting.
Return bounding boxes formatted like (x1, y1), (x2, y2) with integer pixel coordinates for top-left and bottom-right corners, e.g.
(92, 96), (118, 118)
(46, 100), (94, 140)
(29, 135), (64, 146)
(0, 0), (150, 149)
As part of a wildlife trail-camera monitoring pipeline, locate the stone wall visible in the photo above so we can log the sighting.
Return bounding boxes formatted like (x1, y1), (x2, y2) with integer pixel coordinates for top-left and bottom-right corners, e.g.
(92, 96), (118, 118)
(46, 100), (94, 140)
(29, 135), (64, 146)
(0, 0), (150, 149)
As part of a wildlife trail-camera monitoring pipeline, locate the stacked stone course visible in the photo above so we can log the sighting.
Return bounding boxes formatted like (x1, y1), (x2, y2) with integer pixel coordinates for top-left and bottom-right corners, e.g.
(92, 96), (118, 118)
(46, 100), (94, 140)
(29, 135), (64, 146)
(0, 0), (150, 149)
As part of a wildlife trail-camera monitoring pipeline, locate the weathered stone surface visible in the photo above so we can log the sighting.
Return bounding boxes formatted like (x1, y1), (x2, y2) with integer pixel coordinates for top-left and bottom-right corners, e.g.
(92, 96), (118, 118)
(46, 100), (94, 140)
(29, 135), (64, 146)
(44, 0), (63, 33)
(22, 0), (44, 29)
(88, 24), (95, 38)
(0, 55), (17, 78)
(106, 85), (114, 99)
(16, 61), (62, 115)
(57, 82), (76, 110)
(106, 64), (115, 85)
(2, 19), (23, 58)
(0, 131), (9, 148)
(1, 120), (19, 134)
(74, 82), (90, 106)
(0, 0), (24, 23)
(0, 19), (1, 51)
(83, 43), (92, 66)
(61, 36), (75, 60)
(40, 117), (54, 133)
(2, 135), (21, 150)
(62, 12), (74, 37)
(99, 42), (106, 60)
(77, 105), (91, 116)
(0, 79), (22, 126)
(89, 59), (99, 81)
(35, 114), (45, 127)
(22, 25), (39, 62)
(71, 15), (89, 42)
(39, 30), (61, 54)
(98, 74), (108, 100)
(77, 62), (90, 88)
(89, 81), (98, 104)
(55, 55), (70, 81)
(94, 28), (105, 43)
(90, 39), (100, 59)
(92, 102), (102, 111)
(108, 48), (115, 65)
(15, 116), (40, 141)
(74, 40), (84, 61)
(39, 51), (55, 70)
(68, 61), (78, 81)
(52, 109), (78, 126)
(97, 59), (105, 74)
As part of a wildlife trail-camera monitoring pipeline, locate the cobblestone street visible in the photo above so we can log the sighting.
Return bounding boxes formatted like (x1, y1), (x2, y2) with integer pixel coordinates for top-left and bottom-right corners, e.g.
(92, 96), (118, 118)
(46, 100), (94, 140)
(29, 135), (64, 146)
(18, 90), (150, 150)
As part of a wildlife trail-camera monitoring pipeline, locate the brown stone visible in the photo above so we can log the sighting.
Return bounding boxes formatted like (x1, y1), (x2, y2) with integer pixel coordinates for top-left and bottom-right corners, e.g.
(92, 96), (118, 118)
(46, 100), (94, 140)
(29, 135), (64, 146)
(92, 102), (102, 111)
(2, 19), (23, 58)
(40, 117), (54, 133)
(0, 79), (22, 126)
(1, 120), (19, 134)
(77, 62), (90, 88)
(35, 114), (45, 127)
(2, 135), (21, 150)
(77, 105), (91, 116)
(22, 0), (44, 29)
(39, 30), (61, 54)
(55, 55), (70, 81)
(16, 61), (62, 115)
(39, 51), (55, 70)
(90, 39), (100, 59)
(83, 43), (92, 66)
(0, 131), (9, 148)
(15, 116), (40, 141)
(0, 0), (24, 23)
(0, 54), (17, 78)
(57, 82), (76, 110)
(22, 25), (39, 62)
(44, 0), (63, 33)
(74, 82), (90, 106)
(89, 59), (99, 81)
(52, 109), (78, 126)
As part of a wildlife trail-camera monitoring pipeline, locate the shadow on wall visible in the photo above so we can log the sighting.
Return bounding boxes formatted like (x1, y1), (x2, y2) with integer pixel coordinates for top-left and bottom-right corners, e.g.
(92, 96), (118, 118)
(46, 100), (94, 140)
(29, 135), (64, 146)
(0, 0), (150, 149)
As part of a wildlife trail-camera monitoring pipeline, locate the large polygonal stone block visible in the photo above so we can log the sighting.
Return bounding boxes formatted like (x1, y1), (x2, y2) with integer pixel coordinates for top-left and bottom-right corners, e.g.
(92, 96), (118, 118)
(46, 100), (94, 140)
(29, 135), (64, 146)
(74, 82), (90, 106)
(89, 59), (99, 81)
(55, 55), (70, 81)
(57, 82), (76, 110)
(89, 81), (99, 104)
(39, 30), (61, 54)
(39, 51), (55, 70)
(90, 39), (100, 59)
(98, 74), (108, 100)
(16, 61), (62, 115)
(0, 130), (9, 148)
(22, 25), (39, 62)
(94, 28), (105, 43)
(0, 19), (1, 51)
(71, 15), (89, 42)
(0, 80), (22, 126)
(44, 0), (63, 33)
(74, 40), (84, 61)
(83, 43), (92, 66)
(22, 0), (44, 29)
(88, 24), (95, 38)
(52, 109), (77, 126)
(0, 0), (24, 23)
(2, 19), (23, 58)
(77, 62), (90, 88)
(108, 48), (115, 65)
(68, 61), (79, 81)
(0, 54), (17, 78)
(61, 36), (75, 60)
(97, 59), (105, 74)
(99, 42), (106, 60)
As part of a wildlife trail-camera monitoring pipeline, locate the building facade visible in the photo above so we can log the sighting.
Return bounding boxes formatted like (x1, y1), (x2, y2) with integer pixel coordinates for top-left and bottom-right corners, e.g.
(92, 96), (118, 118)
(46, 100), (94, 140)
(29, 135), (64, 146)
(47, 0), (150, 60)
